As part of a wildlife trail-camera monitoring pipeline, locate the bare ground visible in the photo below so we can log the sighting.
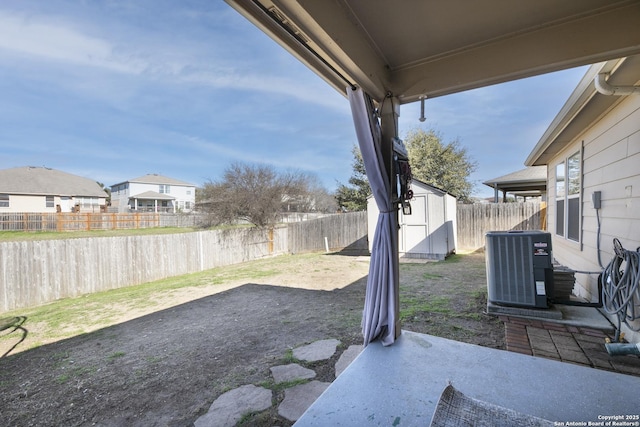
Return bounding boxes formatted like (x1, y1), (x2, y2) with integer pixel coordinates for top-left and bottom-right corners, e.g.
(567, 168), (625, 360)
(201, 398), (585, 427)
(0, 250), (503, 426)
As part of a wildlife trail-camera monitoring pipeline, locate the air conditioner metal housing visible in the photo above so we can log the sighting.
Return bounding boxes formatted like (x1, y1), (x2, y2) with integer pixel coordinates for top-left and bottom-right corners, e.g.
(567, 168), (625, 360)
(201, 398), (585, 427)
(486, 230), (553, 309)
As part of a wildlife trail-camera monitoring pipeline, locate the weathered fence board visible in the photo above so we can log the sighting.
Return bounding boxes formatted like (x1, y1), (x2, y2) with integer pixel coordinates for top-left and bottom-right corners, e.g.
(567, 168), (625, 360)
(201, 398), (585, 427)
(456, 202), (543, 250)
(288, 211), (368, 254)
(0, 213), (367, 312)
(0, 212), (205, 231)
(0, 227), (287, 312)
(1, 205), (542, 312)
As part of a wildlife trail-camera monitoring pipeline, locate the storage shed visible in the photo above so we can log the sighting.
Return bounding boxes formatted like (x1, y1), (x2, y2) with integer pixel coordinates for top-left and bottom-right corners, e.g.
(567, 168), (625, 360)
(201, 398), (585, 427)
(367, 180), (457, 260)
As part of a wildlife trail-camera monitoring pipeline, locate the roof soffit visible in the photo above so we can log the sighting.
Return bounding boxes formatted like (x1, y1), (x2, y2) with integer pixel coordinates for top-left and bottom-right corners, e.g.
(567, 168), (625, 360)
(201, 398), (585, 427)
(526, 54), (640, 166)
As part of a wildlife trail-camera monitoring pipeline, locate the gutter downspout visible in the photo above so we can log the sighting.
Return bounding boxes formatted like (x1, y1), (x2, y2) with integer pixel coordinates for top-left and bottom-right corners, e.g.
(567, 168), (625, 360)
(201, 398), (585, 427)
(595, 73), (640, 96)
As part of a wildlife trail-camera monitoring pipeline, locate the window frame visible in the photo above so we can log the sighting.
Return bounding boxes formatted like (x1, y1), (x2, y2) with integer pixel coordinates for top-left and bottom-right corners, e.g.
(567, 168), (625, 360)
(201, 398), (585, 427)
(0, 194), (9, 208)
(554, 150), (582, 243)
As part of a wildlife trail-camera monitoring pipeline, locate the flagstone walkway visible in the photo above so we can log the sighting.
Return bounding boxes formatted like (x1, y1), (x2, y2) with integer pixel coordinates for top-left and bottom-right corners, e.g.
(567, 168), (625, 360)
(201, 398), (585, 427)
(193, 339), (363, 427)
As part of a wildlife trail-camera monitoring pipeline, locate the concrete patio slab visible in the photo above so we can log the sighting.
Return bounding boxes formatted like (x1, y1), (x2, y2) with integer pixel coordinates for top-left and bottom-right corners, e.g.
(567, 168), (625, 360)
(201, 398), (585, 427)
(270, 363), (316, 384)
(293, 339), (340, 362)
(194, 384), (272, 427)
(294, 331), (640, 426)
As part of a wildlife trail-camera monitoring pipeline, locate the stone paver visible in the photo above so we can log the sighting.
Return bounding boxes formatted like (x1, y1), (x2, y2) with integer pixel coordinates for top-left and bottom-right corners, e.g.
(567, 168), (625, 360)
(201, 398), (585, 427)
(278, 380), (331, 422)
(335, 344), (363, 377)
(293, 339), (340, 362)
(194, 384), (272, 427)
(195, 338), (349, 426)
(270, 363), (316, 384)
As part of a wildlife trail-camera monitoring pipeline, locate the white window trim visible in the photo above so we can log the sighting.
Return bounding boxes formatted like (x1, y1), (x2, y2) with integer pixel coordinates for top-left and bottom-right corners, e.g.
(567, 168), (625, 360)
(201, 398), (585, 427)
(555, 148), (582, 243)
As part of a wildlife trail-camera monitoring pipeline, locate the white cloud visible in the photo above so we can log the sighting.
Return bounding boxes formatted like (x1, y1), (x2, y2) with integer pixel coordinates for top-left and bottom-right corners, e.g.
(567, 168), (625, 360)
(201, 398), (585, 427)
(0, 11), (149, 74)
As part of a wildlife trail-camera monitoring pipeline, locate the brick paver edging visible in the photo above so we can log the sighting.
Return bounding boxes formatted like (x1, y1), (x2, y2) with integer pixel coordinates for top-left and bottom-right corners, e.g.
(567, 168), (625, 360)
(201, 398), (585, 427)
(500, 315), (640, 377)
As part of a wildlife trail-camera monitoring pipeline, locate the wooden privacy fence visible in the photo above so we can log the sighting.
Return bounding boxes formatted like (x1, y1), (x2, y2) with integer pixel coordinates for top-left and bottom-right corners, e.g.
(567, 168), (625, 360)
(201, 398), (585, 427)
(1, 206), (545, 312)
(288, 211), (368, 254)
(0, 212), (367, 312)
(456, 202), (544, 250)
(0, 212), (204, 231)
(0, 227), (288, 312)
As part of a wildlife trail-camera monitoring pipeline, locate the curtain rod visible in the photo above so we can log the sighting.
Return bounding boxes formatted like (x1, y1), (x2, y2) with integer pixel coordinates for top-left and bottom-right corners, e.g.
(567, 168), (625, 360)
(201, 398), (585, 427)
(250, 0), (357, 91)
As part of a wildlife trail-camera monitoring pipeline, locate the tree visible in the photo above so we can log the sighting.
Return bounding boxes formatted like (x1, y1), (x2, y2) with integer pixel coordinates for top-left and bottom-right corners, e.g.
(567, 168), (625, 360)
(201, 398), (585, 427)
(199, 162), (332, 228)
(334, 145), (371, 211)
(96, 181), (111, 206)
(405, 128), (477, 203)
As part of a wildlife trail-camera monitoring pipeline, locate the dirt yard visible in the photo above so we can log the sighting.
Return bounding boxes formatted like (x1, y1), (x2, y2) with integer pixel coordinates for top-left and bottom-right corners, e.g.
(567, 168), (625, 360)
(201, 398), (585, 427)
(0, 250), (503, 426)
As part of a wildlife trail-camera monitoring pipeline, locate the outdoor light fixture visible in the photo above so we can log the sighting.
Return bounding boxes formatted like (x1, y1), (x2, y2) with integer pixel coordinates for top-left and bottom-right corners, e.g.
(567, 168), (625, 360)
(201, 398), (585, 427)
(419, 95), (426, 122)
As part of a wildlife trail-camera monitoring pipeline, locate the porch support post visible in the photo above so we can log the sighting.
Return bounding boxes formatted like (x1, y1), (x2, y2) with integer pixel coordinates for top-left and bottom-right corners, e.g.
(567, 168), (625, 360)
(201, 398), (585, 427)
(379, 94), (401, 339)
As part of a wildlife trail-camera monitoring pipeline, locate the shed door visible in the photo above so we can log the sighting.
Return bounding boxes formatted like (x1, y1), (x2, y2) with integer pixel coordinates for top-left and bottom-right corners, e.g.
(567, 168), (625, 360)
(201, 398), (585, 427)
(426, 193), (448, 255)
(400, 195), (428, 254)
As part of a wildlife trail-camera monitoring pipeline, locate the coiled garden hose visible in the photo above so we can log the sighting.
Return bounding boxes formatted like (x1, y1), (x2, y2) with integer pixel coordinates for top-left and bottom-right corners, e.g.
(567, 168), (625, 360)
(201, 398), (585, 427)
(601, 238), (640, 342)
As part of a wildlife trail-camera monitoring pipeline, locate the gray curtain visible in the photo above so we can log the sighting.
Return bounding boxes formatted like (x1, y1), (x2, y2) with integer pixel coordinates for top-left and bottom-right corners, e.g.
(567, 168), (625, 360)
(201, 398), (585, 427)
(348, 87), (398, 346)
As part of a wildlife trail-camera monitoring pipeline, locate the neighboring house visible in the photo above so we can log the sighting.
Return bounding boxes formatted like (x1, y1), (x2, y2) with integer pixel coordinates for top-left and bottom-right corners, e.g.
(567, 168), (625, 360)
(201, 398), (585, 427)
(525, 55), (640, 341)
(483, 166), (547, 203)
(0, 166), (107, 213)
(110, 174), (196, 213)
(367, 180), (457, 260)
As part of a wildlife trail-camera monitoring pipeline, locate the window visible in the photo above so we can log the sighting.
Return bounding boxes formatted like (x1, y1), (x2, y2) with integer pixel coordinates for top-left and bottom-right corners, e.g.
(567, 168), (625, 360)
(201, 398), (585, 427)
(159, 185), (170, 194)
(46, 196), (54, 208)
(555, 151), (581, 242)
(0, 194), (8, 207)
(77, 197), (99, 208)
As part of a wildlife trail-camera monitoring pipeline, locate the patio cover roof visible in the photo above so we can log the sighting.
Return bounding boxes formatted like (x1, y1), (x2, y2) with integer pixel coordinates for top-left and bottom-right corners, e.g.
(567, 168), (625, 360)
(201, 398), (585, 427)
(224, 0), (640, 104)
(129, 191), (176, 201)
(483, 166), (547, 199)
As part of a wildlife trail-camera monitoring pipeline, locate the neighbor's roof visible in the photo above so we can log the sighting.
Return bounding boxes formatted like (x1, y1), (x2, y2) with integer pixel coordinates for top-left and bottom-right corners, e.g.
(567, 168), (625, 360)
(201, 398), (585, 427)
(526, 54), (640, 166)
(483, 166), (546, 187)
(129, 191), (175, 201)
(112, 173), (194, 187)
(483, 166), (547, 196)
(0, 166), (106, 197)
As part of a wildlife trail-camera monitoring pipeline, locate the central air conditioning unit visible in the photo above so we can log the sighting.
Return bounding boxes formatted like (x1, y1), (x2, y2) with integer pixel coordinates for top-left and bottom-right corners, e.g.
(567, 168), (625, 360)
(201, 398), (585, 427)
(486, 230), (553, 309)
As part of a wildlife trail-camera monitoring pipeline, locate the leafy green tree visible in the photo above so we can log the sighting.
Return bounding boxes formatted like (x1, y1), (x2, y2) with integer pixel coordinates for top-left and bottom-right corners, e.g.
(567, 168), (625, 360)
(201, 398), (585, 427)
(334, 145), (371, 211)
(405, 128), (477, 203)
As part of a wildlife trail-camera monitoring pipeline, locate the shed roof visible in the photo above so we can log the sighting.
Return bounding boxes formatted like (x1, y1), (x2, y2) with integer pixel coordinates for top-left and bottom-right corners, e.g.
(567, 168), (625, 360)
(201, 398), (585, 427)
(0, 166), (106, 197)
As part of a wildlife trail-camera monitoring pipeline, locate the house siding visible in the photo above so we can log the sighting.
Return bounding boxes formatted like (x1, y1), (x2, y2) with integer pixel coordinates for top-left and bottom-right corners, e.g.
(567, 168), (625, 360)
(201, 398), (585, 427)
(1, 195), (50, 213)
(111, 178), (196, 213)
(548, 94), (640, 341)
(0, 194), (104, 213)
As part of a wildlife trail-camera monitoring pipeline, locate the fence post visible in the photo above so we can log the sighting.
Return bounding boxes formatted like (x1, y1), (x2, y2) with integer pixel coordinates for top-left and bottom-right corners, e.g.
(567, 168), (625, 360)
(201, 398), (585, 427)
(268, 228), (274, 254)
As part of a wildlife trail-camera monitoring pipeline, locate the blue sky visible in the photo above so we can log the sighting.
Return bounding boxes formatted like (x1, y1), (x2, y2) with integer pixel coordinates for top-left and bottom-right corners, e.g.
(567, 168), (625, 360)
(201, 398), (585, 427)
(0, 0), (589, 198)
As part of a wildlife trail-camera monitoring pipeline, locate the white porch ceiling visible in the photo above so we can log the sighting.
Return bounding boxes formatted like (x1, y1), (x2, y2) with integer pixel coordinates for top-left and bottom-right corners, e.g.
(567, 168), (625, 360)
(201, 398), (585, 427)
(225, 0), (640, 103)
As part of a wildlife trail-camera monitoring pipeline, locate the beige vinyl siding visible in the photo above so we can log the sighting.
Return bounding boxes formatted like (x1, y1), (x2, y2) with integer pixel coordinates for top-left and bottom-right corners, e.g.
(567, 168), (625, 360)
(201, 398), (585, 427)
(551, 95), (640, 310)
(2, 195), (54, 213)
